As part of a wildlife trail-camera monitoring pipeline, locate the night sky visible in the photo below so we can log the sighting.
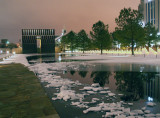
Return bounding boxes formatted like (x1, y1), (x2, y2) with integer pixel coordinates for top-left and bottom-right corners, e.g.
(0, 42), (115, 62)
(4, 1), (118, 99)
(0, 0), (140, 43)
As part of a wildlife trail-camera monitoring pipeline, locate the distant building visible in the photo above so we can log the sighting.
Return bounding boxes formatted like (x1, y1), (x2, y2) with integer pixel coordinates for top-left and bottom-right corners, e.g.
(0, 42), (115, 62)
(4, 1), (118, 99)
(138, 0), (144, 15)
(0, 39), (9, 48)
(55, 28), (67, 42)
(22, 29), (55, 53)
(139, 0), (160, 32)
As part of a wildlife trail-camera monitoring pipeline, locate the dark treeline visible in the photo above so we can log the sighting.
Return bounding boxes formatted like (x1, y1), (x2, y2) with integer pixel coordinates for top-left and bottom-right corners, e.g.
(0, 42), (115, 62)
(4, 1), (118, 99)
(61, 8), (160, 55)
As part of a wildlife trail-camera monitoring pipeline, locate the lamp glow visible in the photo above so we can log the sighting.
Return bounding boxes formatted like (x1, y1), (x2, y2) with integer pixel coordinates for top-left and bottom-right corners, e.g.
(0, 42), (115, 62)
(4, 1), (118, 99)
(148, 97), (153, 102)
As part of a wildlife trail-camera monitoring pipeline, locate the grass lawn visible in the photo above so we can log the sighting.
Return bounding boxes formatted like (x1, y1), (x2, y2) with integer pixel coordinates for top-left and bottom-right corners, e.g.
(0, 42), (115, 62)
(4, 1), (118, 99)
(0, 64), (59, 118)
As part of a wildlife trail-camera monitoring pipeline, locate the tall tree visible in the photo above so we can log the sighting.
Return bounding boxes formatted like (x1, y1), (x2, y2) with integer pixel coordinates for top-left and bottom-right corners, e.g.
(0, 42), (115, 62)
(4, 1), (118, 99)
(90, 21), (112, 54)
(61, 35), (68, 52)
(115, 8), (145, 55)
(61, 31), (78, 52)
(112, 29), (122, 49)
(153, 35), (160, 51)
(7, 43), (18, 53)
(78, 29), (91, 53)
(144, 23), (158, 50)
(0, 39), (9, 48)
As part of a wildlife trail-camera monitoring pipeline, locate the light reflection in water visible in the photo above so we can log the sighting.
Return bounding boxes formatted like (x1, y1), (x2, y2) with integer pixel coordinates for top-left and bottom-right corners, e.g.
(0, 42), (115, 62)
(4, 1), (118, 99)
(61, 63), (160, 102)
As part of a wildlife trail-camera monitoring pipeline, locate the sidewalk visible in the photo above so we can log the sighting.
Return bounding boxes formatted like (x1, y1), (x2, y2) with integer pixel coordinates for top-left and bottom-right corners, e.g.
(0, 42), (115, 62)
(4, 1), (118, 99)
(0, 54), (12, 61)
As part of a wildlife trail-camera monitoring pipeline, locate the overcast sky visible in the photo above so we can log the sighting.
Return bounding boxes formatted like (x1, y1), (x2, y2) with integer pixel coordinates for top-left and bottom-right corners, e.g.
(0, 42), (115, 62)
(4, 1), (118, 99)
(0, 0), (140, 43)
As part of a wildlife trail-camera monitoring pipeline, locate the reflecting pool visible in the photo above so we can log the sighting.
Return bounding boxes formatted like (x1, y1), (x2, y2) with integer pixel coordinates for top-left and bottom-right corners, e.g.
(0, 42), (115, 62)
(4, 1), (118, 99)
(28, 54), (160, 118)
(27, 53), (94, 64)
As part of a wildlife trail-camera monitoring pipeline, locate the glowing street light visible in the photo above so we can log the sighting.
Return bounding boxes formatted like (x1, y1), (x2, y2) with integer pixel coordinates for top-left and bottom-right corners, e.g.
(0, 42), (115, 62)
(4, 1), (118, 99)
(6, 41), (10, 44)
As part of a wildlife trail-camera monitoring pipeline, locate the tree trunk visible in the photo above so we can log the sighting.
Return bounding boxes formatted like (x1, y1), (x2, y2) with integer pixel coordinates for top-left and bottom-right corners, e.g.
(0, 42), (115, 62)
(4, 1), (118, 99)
(101, 49), (103, 55)
(155, 45), (158, 52)
(148, 42), (150, 51)
(64, 45), (65, 52)
(83, 42), (84, 53)
(131, 21), (134, 55)
(100, 43), (103, 55)
(131, 39), (134, 55)
(71, 43), (73, 53)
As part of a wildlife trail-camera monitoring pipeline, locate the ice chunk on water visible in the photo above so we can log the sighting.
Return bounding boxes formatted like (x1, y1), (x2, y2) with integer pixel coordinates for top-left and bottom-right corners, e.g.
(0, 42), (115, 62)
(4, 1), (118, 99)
(156, 113), (160, 117)
(92, 98), (99, 101)
(127, 116), (136, 118)
(91, 83), (100, 87)
(115, 115), (126, 118)
(144, 113), (155, 117)
(100, 91), (108, 94)
(91, 98), (100, 103)
(77, 104), (88, 108)
(118, 94), (124, 96)
(147, 102), (156, 107)
(83, 106), (102, 114)
(108, 93), (115, 97)
(92, 87), (103, 92)
(87, 91), (96, 94)
(132, 110), (144, 115)
(144, 110), (150, 114)
(56, 90), (84, 101)
(123, 108), (130, 113)
(128, 103), (133, 106)
(104, 111), (123, 117)
(141, 107), (146, 111)
(130, 112), (138, 116)
(103, 87), (109, 90)
(52, 97), (59, 101)
(53, 76), (61, 79)
(83, 86), (93, 91)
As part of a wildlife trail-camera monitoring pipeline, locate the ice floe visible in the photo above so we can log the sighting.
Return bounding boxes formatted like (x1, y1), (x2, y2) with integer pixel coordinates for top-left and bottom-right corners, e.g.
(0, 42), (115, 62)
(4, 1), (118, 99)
(147, 102), (156, 107)
(28, 59), (160, 118)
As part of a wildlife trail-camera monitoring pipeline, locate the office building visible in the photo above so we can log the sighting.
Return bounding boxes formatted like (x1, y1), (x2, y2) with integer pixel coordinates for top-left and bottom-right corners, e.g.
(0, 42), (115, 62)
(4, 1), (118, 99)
(140, 0), (160, 32)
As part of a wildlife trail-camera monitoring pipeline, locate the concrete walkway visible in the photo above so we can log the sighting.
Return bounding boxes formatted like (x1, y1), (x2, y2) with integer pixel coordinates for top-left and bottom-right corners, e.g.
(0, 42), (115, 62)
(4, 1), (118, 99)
(0, 54), (12, 60)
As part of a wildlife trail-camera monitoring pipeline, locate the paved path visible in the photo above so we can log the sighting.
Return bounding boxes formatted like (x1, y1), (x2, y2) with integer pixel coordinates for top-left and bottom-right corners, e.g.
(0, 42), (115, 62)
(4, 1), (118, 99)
(0, 54), (12, 60)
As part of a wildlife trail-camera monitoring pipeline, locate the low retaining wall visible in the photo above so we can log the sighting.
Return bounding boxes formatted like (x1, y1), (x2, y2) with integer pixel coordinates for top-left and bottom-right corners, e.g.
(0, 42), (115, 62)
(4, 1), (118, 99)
(0, 48), (22, 54)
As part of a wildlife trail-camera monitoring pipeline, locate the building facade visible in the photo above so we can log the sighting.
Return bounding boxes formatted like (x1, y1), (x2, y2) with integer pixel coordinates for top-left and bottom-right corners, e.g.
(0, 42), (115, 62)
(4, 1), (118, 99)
(141, 0), (160, 32)
(22, 29), (55, 53)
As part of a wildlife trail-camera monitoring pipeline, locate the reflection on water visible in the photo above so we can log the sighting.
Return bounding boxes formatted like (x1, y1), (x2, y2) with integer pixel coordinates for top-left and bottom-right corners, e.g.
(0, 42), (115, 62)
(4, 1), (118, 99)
(28, 55), (160, 116)
(27, 54), (93, 64)
(79, 71), (88, 78)
(91, 71), (111, 87)
(61, 64), (160, 102)
(70, 70), (76, 75)
(114, 72), (144, 101)
(144, 73), (160, 102)
(27, 54), (56, 64)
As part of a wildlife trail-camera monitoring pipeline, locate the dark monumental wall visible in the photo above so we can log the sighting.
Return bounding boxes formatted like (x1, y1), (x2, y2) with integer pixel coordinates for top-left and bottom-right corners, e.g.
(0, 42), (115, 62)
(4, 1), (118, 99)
(22, 36), (37, 53)
(22, 29), (55, 54)
(41, 36), (55, 53)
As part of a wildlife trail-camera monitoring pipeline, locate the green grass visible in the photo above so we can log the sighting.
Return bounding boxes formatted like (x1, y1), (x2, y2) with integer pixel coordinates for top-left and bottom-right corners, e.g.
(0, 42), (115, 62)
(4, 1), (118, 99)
(0, 64), (59, 118)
